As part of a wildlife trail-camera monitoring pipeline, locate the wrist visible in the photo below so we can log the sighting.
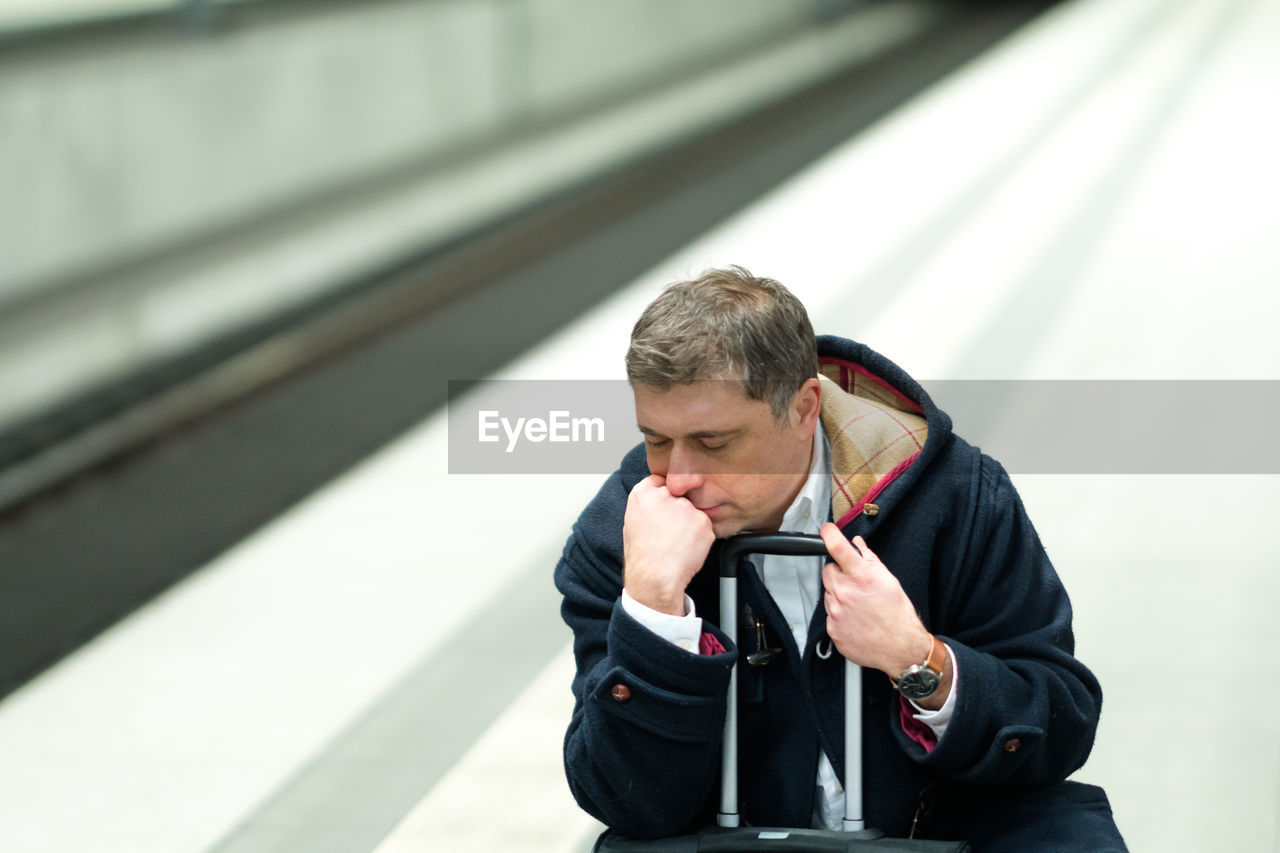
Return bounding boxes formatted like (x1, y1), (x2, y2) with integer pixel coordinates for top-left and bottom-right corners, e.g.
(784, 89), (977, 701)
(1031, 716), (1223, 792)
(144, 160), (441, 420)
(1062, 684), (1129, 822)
(890, 632), (949, 705)
(623, 582), (686, 617)
(910, 644), (953, 713)
(882, 628), (933, 679)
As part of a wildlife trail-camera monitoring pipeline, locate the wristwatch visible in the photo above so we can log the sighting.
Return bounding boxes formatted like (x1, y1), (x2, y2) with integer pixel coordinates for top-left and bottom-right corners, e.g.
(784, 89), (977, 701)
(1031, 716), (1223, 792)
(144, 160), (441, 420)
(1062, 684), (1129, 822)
(892, 634), (947, 701)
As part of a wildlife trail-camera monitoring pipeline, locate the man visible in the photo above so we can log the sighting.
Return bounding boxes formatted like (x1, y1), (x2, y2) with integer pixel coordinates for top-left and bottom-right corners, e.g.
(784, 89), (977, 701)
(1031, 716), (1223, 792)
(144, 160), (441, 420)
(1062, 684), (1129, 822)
(554, 267), (1125, 849)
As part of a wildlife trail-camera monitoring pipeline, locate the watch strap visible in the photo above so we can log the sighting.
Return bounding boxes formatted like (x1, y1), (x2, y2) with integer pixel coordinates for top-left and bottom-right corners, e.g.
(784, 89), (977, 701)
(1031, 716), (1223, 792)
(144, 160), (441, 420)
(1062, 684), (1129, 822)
(923, 634), (946, 675)
(891, 633), (946, 687)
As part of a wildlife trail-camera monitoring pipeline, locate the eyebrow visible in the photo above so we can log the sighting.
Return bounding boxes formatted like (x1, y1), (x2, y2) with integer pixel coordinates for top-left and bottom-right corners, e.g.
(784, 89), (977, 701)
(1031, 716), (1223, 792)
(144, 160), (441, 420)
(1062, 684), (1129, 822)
(637, 426), (742, 440)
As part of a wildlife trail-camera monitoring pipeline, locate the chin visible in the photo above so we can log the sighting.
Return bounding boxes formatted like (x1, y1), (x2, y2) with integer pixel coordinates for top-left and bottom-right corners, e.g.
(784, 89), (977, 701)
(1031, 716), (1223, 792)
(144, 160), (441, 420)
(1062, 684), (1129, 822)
(713, 517), (763, 539)
(710, 519), (742, 539)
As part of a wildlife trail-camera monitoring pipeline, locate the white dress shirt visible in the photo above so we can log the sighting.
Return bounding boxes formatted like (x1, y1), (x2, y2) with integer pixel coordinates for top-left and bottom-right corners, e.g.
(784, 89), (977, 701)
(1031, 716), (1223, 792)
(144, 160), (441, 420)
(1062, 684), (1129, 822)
(621, 424), (957, 829)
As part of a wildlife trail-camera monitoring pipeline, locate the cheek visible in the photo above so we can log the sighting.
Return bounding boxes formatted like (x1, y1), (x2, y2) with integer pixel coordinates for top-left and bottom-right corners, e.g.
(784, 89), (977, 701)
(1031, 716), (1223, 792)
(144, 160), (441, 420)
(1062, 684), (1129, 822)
(747, 475), (802, 517)
(718, 475), (770, 507)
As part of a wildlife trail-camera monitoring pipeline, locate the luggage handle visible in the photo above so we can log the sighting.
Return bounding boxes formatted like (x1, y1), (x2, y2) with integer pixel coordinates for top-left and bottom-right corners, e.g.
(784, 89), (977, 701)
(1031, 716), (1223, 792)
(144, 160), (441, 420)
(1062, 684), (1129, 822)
(716, 532), (863, 833)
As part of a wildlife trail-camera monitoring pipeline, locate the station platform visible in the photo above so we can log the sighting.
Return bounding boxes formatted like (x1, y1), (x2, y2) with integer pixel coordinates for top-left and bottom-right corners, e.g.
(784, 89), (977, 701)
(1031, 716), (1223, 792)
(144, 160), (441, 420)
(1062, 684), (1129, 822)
(0, 0), (1276, 849)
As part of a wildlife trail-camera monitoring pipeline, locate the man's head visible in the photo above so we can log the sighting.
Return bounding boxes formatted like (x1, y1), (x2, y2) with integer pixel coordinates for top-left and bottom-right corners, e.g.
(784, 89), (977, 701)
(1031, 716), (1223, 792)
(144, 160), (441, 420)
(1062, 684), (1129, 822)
(626, 266), (821, 536)
(626, 266), (819, 419)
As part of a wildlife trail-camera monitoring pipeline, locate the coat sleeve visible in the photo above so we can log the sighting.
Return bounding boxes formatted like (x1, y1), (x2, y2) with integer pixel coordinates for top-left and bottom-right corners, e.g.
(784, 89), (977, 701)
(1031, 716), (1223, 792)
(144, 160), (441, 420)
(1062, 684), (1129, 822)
(553, 463), (736, 839)
(894, 454), (1103, 787)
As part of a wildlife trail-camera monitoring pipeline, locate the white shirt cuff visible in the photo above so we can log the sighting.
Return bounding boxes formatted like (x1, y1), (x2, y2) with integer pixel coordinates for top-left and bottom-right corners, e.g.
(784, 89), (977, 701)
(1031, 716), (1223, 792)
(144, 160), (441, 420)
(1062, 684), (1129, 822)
(620, 588), (703, 654)
(908, 644), (958, 741)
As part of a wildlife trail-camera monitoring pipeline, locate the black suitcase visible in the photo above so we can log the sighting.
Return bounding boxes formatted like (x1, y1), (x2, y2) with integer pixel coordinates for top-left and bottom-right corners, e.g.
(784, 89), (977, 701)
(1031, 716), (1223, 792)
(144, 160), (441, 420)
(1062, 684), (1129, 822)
(594, 533), (968, 852)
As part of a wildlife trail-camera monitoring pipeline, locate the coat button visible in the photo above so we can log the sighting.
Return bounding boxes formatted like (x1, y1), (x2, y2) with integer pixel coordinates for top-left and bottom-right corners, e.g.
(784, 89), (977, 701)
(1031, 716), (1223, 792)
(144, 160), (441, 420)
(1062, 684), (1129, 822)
(610, 684), (632, 703)
(1003, 738), (1021, 753)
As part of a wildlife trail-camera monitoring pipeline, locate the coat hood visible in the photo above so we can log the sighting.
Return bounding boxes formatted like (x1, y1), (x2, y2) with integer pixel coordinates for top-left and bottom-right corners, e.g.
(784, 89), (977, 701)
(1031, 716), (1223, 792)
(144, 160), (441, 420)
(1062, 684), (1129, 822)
(815, 335), (953, 528)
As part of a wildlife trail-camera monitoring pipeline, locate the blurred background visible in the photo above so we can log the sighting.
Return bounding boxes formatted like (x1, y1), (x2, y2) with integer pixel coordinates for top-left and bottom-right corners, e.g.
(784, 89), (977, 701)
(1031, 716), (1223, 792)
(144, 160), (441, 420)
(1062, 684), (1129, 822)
(1, 0), (1277, 850)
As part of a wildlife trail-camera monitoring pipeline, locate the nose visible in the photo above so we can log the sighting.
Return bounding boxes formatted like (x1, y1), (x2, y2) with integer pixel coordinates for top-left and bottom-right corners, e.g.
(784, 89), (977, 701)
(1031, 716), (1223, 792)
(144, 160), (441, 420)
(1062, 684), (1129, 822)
(663, 444), (704, 498)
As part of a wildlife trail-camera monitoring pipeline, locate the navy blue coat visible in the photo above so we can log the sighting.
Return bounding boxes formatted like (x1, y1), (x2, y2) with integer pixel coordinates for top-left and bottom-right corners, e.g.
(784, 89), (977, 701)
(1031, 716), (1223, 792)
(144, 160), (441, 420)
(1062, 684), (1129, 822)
(554, 335), (1114, 845)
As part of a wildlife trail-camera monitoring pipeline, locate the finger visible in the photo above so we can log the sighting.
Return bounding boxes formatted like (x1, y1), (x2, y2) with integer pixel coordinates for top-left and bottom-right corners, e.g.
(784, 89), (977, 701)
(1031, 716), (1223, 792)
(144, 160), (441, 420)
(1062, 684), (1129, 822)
(822, 562), (839, 590)
(632, 475), (669, 502)
(821, 564), (842, 612)
(851, 535), (877, 562)
(820, 522), (863, 575)
(821, 562), (852, 596)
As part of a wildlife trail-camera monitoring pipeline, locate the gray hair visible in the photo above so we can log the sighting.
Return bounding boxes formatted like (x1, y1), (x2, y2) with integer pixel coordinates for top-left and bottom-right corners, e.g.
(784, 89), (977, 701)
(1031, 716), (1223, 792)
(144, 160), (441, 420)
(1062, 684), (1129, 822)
(625, 266), (819, 420)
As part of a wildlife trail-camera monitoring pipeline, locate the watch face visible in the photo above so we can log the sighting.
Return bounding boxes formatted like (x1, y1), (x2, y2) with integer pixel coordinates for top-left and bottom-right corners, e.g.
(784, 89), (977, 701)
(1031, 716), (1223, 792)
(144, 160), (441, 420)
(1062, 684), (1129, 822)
(897, 666), (941, 700)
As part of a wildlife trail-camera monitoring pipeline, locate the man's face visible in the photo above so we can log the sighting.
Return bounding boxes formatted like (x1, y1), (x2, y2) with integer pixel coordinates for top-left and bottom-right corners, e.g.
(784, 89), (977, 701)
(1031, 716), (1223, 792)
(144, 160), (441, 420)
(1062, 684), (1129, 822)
(633, 378), (819, 538)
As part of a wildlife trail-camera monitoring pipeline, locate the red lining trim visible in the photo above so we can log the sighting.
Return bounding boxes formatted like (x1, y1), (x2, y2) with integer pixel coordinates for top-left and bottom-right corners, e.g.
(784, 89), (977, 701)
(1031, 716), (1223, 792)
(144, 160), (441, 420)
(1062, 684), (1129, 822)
(700, 632), (726, 656)
(898, 697), (938, 753)
(836, 451), (920, 528)
(820, 357), (922, 413)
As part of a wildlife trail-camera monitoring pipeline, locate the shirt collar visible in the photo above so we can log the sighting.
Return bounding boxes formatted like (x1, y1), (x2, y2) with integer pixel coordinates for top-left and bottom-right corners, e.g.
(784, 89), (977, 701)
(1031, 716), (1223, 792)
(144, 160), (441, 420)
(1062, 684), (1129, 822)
(779, 423), (832, 534)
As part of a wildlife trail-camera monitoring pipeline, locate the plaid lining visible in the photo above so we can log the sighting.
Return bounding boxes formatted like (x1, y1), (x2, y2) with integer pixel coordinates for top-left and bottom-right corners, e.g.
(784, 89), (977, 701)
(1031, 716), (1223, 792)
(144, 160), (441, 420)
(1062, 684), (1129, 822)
(821, 360), (922, 412)
(816, 370), (928, 525)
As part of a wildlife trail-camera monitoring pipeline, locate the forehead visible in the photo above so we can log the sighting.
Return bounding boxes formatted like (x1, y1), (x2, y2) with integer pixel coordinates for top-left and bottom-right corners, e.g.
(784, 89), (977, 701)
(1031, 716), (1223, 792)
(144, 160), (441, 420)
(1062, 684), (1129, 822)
(633, 380), (769, 433)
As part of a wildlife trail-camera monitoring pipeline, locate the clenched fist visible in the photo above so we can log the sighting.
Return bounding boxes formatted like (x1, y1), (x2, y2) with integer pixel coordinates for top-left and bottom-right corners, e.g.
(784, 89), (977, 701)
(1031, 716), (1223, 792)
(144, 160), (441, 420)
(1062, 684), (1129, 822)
(623, 475), (716, 616)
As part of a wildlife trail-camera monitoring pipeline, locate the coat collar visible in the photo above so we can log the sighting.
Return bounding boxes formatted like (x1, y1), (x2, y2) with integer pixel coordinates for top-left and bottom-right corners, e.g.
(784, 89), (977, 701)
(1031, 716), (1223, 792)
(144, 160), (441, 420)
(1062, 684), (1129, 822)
(815, 335), (953, 528)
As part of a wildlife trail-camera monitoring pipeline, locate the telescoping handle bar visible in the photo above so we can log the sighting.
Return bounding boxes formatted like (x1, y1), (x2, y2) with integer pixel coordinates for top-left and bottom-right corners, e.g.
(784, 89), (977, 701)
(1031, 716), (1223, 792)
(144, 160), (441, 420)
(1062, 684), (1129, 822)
(716, 533), (864, 832)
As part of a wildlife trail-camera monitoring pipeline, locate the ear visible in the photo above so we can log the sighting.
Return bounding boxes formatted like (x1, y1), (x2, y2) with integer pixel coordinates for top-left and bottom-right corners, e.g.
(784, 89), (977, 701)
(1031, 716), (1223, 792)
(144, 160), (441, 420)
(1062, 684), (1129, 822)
(791, 377), (821, 434)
